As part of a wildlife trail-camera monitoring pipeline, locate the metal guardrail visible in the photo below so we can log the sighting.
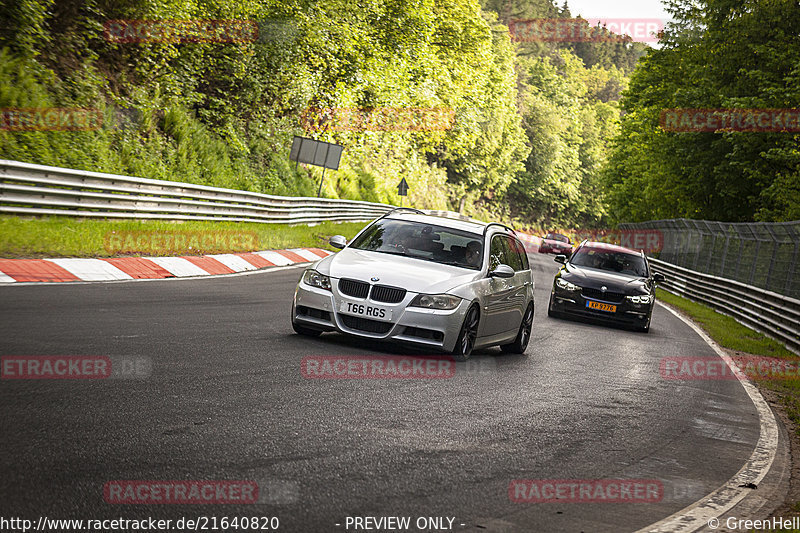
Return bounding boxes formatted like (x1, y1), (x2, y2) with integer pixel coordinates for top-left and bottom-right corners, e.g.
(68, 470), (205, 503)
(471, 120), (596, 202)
(650, 257), (800, 355)
(620, 218), (800, 300)
(0, 160), (394, 224)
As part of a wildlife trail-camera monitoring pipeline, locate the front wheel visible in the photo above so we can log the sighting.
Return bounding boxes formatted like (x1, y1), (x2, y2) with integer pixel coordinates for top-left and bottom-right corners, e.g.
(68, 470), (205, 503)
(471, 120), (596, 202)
(501, 303), (534, 354)
(452, 305), (480, 362)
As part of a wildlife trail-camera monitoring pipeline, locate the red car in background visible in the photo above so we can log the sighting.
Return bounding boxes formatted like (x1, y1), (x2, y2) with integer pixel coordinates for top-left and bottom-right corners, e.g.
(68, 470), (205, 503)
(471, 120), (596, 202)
(539, 232), (573, 255)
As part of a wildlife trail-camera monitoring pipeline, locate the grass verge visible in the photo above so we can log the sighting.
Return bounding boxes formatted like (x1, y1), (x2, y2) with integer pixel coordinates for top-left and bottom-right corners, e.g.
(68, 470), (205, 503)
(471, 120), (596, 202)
(657, 288), (795, 360)
(657, 288), (800, 525)
(0, 216), (368, 258)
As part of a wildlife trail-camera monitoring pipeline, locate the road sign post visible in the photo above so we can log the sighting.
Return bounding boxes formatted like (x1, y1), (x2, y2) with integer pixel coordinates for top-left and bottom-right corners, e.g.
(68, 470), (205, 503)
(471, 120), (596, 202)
(289, 136), (343, 198)
(397, 178), (409, 207)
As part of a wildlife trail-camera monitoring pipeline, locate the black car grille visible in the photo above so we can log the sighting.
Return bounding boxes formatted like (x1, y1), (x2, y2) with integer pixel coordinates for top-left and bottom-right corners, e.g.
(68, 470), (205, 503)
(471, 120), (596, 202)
(338, 279), (406, 303)
(582, 287), (626, 303)
(403, 326), (444, 342)
(370, 285), (406, 303)
(338, 278), (370, 298)
(340, 315), (393, 334)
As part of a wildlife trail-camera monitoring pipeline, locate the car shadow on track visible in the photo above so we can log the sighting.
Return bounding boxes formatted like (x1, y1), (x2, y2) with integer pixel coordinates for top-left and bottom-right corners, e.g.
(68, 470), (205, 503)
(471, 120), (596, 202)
(544, 311), (651, 334)
(284, 331), (532, 372)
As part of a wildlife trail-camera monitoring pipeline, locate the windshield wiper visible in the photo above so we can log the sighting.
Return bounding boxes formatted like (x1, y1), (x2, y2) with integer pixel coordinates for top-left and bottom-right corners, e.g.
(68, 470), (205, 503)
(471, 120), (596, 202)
(438, 260), (471, 268)
(358, 249), (408, 258)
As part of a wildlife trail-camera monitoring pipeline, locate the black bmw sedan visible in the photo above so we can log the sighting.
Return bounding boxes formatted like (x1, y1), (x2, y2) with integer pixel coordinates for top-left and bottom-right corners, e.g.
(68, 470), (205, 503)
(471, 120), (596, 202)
(547, 240), (665, 332)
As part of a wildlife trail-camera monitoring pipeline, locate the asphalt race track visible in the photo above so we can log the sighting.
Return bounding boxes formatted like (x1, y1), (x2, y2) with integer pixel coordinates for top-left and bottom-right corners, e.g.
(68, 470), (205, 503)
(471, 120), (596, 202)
(0, 253), (763, 532)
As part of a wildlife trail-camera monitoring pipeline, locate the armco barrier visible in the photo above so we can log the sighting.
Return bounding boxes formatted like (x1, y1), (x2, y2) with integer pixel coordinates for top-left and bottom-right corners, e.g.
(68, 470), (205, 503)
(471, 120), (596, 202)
(620, 218), (800, 300)
(650, 257), (800, 355)
(0, 160), (393, 224)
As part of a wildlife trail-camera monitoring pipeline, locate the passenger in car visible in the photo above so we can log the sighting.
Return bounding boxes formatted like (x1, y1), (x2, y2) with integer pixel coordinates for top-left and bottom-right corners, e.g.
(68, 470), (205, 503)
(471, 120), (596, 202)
(450, 245), (467, 264)
(465, 241), (482, 268)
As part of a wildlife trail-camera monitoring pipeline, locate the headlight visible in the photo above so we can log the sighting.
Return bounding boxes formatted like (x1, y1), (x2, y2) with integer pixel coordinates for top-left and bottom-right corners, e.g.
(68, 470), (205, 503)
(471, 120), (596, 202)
(409, 293), (462, 310)
(302, 269), (331, 291)
(555, 278), (580, 291)
(626, 294), (653, 304)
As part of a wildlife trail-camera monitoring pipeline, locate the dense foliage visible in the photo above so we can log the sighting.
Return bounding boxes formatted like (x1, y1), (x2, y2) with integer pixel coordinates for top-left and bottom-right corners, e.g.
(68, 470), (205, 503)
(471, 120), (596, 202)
(0, 0), (644, 227)
(603, 0), (800, 223)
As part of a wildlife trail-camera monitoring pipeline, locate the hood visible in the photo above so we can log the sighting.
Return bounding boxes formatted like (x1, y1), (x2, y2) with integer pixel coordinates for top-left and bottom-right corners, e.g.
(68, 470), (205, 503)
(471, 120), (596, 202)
(562, 264), (649, 294)
(318, 248), (481, 294)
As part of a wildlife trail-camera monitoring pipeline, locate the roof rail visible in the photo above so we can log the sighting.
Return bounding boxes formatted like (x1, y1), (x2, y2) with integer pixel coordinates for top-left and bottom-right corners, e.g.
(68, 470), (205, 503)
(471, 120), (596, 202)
(482, 222), (517, 237)
(378, 207), (426, 219)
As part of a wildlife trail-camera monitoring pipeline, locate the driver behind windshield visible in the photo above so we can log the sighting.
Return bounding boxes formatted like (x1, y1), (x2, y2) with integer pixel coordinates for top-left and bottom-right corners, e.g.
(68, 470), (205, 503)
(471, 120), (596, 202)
(571, 248), (647, 277)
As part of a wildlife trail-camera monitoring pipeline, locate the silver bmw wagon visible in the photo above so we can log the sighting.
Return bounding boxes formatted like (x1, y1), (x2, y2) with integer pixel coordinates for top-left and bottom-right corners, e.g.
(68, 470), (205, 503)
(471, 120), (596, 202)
(291, 209), (535, 360)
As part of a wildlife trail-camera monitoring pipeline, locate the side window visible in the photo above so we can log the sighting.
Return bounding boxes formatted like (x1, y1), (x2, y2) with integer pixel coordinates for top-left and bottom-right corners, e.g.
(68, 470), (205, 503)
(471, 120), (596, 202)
(503, 236), (523, 271)
(489, 235), (508, 271)
(508, 237), (528, 270)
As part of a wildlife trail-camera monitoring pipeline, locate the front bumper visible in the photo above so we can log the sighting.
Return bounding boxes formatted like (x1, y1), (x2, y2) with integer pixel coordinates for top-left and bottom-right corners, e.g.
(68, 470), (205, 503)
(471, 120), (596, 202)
(292, 281), (469, 352)
(550, 286), (652, 326)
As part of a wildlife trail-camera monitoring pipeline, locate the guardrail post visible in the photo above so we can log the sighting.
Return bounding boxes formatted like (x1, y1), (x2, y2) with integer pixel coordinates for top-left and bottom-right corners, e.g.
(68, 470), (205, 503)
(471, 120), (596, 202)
(764, 224), (780, 292)
(743, 224), (761, 285)
(681, 219), (693, 267)
(732, 226), (747, 281)
(787, 225), (799, 297)
(718, 232), (730, 277)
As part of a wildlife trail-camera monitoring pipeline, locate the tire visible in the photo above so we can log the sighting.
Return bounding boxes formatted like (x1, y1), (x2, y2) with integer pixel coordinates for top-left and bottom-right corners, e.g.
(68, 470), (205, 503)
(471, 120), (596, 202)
(292, 320), (322, 337)
(636, 316), (651, 333)
(452, 305), (480, 362)
(501, 303), (534, 354)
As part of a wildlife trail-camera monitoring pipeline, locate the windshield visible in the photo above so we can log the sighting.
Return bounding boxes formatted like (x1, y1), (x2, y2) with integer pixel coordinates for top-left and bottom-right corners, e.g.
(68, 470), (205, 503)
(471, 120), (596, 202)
(546, 233), (569, 243)
(570, 246), (648, 277)
(349, 219), (484, 270)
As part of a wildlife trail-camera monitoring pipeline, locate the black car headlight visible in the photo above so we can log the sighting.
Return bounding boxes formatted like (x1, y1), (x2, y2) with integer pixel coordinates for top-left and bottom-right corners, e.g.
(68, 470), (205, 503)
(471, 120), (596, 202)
(409, 293), (461, 310)
(302, 269), (331, 291)
(555, 278), (580, 291)
(626, 294), (653, 304)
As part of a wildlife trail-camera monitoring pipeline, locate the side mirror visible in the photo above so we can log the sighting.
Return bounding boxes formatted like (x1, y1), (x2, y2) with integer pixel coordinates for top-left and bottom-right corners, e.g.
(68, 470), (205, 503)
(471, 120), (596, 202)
(653, 272), (665, 283)
(554, 254), (567, 264)
(329, 235), (347, 249)
(490, 264), (515, 278)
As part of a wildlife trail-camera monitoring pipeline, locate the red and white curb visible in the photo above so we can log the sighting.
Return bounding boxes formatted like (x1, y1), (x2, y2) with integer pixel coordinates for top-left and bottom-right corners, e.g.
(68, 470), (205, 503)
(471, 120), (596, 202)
(0, 248), (332, 284)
